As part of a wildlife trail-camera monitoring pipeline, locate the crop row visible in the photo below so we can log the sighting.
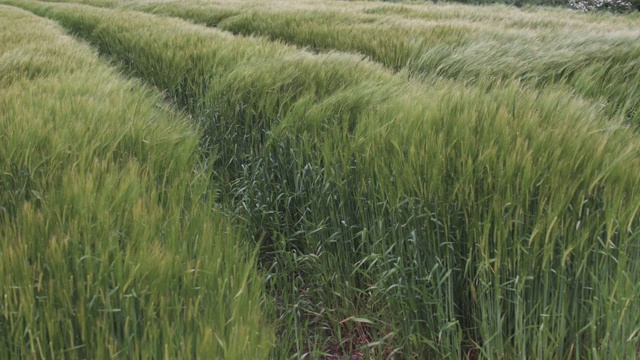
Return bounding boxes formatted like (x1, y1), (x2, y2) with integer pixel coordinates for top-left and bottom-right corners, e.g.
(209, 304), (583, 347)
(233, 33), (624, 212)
(0, 6), (271, 359)
(57, 0), (640, 126)
(5, 0), (640, 357)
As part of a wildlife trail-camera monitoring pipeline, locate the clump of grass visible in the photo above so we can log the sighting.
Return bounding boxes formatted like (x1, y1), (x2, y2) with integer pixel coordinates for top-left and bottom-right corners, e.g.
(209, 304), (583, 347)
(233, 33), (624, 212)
(0, 6), (271, 359)
(7, 1), (640, 358)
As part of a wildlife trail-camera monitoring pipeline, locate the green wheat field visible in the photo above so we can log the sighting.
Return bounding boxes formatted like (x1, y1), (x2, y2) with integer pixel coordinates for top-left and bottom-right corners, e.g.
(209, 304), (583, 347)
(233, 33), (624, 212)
(1, 0), (640, 358)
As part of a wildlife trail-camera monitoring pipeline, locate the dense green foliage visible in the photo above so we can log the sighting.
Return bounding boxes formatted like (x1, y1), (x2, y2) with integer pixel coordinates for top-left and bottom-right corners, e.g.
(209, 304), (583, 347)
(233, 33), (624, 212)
(130, 0), (640, 127)
(0, 6), (272, 359)
(2, 0), (640, 358)
(34, 0), (640, 125)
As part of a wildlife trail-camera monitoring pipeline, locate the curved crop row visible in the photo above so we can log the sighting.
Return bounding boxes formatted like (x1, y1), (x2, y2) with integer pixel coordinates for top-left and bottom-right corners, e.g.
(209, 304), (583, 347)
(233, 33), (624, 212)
(8, 1), (640, 358)
(0, 6), (271, 359)
(60, 0), (640, 127)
